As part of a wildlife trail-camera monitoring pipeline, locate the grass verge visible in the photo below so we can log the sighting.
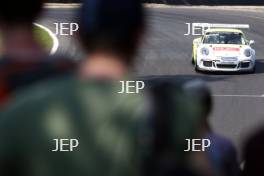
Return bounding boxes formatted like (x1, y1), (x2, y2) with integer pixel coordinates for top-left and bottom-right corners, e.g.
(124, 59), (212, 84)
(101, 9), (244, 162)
(33, 25), (53, 53)
(0, 25), (53, 55)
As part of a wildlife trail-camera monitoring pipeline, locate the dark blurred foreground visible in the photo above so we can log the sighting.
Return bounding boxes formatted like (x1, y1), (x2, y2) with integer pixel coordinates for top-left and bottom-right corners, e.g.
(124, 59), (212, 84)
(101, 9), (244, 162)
(1, 0), (264, 176)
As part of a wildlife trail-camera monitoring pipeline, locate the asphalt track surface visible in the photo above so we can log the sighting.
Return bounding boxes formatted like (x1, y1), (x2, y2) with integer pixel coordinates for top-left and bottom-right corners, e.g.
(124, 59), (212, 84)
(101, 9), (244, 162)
(38, 7), (264, 157)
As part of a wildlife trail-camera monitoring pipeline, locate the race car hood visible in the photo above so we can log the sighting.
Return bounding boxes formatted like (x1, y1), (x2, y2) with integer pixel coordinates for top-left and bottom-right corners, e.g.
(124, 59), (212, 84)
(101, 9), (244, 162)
(209, 44), (242, 57)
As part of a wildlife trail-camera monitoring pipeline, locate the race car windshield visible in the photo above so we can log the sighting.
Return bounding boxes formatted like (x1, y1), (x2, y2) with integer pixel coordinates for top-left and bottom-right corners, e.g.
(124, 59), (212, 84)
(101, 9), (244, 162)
(203, 32), (246, 45)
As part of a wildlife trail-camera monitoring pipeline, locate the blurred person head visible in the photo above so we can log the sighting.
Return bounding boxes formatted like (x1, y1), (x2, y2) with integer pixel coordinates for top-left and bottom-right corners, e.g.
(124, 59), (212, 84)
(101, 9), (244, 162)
(0, 0), (76, 107)
(184, 81), (240, 176)
(0, 0), (44, 56)
(144, 80), (204, 176)
(242, 127), (264, 176)
(78, 0), (145, 79)
(183, 80), (212, 132)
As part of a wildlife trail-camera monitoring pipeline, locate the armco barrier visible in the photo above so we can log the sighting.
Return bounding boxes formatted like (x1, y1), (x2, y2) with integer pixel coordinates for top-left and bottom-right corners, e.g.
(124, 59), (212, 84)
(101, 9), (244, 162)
(46, 0), (264, 5)
(47, 0), (81, 2)
(142, 0), (264, 5)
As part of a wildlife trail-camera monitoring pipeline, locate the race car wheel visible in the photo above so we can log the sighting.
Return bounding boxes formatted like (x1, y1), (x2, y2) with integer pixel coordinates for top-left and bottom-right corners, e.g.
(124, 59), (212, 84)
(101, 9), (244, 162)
(195, 61), (200, 72)
(191, 57), (195, 65)
(248, 66), (256, 74)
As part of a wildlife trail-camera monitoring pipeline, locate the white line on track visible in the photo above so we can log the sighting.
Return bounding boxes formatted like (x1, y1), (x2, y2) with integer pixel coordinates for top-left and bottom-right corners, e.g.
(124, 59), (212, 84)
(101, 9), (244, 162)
(34, 23), (59, 55)
(213, 94), (264, 98)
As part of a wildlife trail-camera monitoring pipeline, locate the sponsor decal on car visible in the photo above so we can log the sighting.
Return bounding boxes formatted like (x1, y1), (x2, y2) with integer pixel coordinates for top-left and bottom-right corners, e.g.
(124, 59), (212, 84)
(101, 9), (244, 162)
(213, 47), (240, 52)
(221, 57), (238, 62)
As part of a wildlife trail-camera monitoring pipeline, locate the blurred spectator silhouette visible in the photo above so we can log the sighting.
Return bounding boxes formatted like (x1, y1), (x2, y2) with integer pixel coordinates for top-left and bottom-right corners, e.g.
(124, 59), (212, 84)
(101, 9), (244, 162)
(242, 126), (264, 176)
(0, 0), (75, 107)
(184, 80), (239, 176)
(0, 0), (149, 176)
(144, 80), (208, 176)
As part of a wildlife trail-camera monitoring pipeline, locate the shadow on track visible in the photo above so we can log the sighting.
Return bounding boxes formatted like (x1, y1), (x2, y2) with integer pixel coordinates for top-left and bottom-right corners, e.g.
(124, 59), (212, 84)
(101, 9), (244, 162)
(139, 59), (264, 86)
(140, 74), (228, 87)
(255, 59), (264, 74)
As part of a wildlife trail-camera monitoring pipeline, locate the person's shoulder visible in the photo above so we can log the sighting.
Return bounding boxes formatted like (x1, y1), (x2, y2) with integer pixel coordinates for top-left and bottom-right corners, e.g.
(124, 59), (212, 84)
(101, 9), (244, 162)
(0, 54), (76, 69)
(2, 77), (149, 119)
(208, 133), (236, 151)
(1, 76), (75, 114)
(0, 54), (76, 89)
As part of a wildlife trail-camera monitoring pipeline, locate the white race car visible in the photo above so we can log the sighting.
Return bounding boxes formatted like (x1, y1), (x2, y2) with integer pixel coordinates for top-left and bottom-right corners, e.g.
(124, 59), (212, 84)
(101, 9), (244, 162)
(192, 24), (256, 73)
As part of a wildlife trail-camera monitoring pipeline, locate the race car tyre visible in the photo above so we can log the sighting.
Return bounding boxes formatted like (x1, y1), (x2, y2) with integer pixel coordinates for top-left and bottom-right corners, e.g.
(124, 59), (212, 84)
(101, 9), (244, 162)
(191, 57), (195, 65)
(195, 62), (200, 72)
(248, 66), (256, 74)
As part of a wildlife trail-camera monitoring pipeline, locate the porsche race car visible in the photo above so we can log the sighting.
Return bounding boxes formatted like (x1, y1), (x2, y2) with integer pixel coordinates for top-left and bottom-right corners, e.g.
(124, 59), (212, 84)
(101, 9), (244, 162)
(192, 24), (256, 73)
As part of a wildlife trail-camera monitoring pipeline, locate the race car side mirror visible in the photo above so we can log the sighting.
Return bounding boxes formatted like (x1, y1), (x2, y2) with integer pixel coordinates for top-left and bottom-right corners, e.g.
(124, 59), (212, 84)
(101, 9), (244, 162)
(194, 41), (201, 45)
(193, 37), (202, 45)
(249, 40), (255, 45)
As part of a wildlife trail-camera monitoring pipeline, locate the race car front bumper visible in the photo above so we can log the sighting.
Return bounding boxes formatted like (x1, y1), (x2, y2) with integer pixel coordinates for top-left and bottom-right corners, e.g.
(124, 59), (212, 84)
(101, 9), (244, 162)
(196, 59), (255, 72)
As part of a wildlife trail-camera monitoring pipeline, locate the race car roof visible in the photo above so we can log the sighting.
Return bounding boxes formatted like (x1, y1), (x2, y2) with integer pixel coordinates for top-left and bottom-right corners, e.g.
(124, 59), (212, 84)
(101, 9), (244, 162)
(205, 28), (243, 34)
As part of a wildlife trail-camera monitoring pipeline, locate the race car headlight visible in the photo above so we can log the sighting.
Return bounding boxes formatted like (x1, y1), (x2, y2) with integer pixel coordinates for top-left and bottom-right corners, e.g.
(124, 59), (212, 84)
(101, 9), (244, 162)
(201, 47), (209, 56)
(244, 49), (252, 57)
